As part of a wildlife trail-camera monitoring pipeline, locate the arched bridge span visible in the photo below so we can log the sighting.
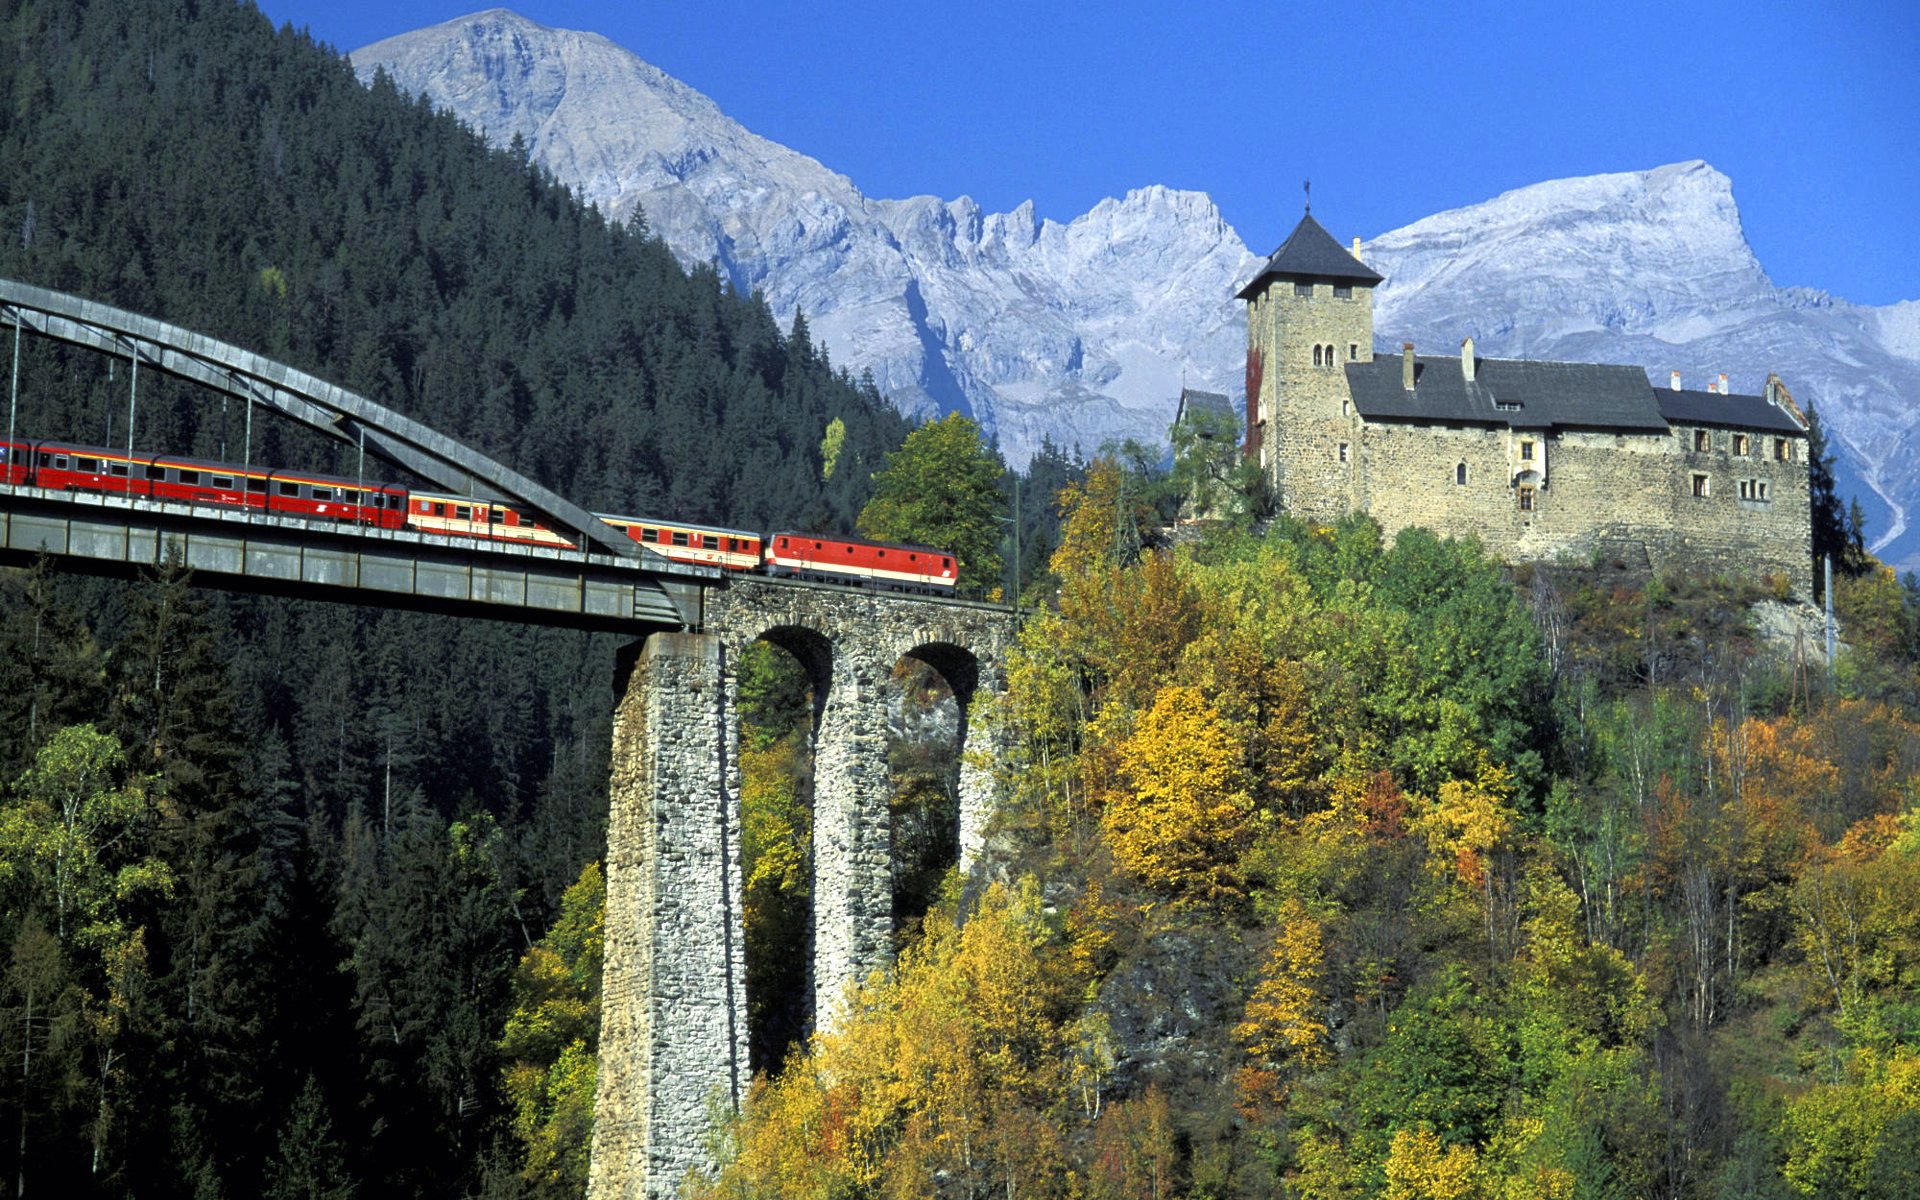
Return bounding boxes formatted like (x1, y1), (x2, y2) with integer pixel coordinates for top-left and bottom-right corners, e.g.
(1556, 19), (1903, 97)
(0, 278), (640, 559)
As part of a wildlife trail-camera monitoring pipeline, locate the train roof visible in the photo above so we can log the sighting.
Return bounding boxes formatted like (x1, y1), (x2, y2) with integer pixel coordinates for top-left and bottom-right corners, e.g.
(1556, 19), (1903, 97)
(597, 512), (763, 539)
(32, 440), (404, 489)
(769, 531), (953, 557)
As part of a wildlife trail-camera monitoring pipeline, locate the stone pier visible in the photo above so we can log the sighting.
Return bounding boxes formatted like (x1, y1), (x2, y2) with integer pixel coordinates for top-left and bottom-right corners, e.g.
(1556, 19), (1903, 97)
(588, 633), (747, 1200)
(810, 641), (897, 1026)
(589, 582), (1018, 1199)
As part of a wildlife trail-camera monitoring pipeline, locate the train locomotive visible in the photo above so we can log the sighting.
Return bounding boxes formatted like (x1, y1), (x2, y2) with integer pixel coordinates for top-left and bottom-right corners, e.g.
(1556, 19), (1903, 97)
(2, 437), (959, 595)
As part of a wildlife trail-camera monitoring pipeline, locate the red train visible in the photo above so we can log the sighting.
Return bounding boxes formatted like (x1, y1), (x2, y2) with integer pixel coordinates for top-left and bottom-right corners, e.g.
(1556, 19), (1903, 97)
(1, 438), (959, 595)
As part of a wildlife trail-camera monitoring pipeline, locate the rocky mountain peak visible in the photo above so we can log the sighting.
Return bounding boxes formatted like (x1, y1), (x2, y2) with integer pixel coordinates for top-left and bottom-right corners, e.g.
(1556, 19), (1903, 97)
(356, 14), (1920, 561)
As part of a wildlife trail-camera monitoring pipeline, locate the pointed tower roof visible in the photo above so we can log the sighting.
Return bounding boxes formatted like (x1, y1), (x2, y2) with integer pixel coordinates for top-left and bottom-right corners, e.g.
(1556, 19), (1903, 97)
(1235, 212), (1383, 299)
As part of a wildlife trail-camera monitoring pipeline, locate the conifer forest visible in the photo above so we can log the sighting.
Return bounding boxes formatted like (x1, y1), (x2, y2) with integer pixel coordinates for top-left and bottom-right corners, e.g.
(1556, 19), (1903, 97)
(1, 3), (1919, 1199)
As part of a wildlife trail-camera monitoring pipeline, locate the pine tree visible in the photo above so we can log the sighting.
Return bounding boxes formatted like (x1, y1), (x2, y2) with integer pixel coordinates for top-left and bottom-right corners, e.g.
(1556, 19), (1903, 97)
(262, 1076), (355, 1200)
(1805, 403), (1859, 588)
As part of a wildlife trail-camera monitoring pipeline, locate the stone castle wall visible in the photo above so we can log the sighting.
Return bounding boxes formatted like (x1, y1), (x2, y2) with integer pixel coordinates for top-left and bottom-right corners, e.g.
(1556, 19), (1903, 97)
(1353, 418), (1813, 596)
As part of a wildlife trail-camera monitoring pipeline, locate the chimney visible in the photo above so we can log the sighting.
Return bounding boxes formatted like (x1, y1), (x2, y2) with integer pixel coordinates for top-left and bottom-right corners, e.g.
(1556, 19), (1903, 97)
(1717, 372), (1729, 396)
(1402, 343), (1416, 392)
(1461, 336), (1476, 382)
(1765, 372), (1781, 406)
(1352, 236), (1363, 259)
(1670, 370), (1682, 391)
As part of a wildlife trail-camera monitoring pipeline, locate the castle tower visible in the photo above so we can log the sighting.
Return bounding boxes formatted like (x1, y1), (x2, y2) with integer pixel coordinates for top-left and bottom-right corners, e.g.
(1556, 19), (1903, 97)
(1236, 211), (1381, 522)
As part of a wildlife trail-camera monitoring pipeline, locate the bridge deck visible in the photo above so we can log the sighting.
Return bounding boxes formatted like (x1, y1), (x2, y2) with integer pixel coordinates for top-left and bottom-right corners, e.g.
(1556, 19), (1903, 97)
(0, 486), (1018, 630)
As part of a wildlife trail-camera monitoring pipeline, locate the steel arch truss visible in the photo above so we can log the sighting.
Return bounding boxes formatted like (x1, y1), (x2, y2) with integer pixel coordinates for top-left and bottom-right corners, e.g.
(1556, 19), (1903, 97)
(0, 278), (642, 559)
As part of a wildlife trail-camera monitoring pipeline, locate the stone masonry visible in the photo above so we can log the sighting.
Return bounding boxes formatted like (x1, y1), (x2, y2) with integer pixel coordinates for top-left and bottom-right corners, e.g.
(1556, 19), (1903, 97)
(587, 580), (1018, 1200)
(588, 632), (746, 1200)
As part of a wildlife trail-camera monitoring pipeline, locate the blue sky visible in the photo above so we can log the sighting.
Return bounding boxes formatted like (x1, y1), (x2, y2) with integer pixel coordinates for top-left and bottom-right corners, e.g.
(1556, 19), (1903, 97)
(257, 0), (1918, 307)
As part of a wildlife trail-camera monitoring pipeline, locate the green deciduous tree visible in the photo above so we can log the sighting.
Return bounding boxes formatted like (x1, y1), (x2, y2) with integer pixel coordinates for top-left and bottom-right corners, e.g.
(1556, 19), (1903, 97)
(858, 412), (1007, 594)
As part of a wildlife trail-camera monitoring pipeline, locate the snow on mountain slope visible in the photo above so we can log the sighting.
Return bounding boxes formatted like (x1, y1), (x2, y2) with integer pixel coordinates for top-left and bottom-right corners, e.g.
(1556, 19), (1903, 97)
(1366, 162), (1920, 561)
(353, 15), (1920, 562)
(351, 9), (1255, 466)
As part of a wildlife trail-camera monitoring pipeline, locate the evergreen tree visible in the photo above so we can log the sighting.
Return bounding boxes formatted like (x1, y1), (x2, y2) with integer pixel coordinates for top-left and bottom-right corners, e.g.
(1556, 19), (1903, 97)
(1805, 402), (1861, 587)
(262, 1076), (355, 1200)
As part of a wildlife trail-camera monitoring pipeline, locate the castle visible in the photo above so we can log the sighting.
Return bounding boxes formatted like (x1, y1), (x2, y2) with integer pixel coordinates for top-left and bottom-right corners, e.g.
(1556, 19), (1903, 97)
(1234, 210), (1814, 596)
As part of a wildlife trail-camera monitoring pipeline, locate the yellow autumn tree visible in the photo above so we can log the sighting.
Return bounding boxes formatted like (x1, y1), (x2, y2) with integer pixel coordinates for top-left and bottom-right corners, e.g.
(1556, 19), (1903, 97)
(1105, 685), (1255, 903)
(1384, 1125), (1483, 1200)
(693, 880), (1078, 1200)
(1236, 896), (1331, 1068)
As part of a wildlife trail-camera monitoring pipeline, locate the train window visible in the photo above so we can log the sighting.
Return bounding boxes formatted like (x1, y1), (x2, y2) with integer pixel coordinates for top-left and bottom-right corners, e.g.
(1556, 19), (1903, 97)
(454, 505), (471, 521)
(180, 470), (200, 485)
(671, 531), (689, 546)
(846, 546), (855, 554)
(641, 527), (658, 541)
(109, 463), (128, 477)
(76, 457), (98, 472)
(147, 464), (164, 480)
(908, 553), (918, 561)
(490, 509), (504, 524)
(943, 558), (953, 567)
(778, 537), (788, 547)
(312, 487), (333, 501)
(36, 453), (47, 466)
(52, 455), (67, 469)
(877, 550), (886, 557)
(435, 503), (449, 516)
(211, 475), (233, 488)
(278, 481), (297, 495)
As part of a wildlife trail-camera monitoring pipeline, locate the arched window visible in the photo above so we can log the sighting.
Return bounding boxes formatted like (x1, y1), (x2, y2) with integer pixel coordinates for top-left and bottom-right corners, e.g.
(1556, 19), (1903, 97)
(1312, 345), (1322, 367)
(1456, 462), (1468, 486)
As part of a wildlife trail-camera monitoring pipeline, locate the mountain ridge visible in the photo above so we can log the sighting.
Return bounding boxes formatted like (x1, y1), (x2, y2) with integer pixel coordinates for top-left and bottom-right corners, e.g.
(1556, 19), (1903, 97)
(352, 10), (1920, 562)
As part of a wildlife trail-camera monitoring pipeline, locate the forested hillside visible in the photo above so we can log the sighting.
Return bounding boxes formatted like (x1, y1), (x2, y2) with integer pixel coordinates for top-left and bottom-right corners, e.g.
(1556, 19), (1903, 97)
(0, 0), (921, 1195)
(698, 458), (1920, 1200)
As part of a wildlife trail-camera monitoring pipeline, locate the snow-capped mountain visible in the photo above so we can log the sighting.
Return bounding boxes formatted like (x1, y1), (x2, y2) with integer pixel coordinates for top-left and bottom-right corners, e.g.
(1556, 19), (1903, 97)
(350, 10), (1256, 466)
(352, 12), (1920, 563)
(1364, 161), (1920, 562)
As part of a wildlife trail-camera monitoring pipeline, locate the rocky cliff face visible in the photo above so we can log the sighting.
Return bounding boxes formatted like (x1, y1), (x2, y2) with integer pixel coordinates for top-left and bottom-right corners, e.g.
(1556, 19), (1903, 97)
(351, 10), (1255, 468)
(354, 12), (1920, 561)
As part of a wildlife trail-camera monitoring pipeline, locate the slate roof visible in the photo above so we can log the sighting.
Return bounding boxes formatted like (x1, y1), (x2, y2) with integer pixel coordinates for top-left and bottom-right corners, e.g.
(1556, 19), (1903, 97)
(1175, 387), (1236, 425)
(1235, 212), (1383, 299)
(1657, 388), (1807, 434)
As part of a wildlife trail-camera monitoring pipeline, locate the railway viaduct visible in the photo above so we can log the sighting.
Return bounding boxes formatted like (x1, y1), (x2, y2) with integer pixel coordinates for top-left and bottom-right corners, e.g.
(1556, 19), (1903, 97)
(0, 281), (1023, 1200)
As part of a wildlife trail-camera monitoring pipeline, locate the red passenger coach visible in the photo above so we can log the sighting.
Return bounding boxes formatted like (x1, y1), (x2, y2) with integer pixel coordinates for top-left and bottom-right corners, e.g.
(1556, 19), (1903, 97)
(263, 469), (407, 528)
(31, 442), (160, 498)
(0, 440), (27, 487)
(766, 532), (957, 593)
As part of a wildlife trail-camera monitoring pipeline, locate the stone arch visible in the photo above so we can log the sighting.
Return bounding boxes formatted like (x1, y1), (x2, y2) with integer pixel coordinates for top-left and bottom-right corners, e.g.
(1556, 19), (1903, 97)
(889, 634), (1003, 873)
(743, 622), (835, 724)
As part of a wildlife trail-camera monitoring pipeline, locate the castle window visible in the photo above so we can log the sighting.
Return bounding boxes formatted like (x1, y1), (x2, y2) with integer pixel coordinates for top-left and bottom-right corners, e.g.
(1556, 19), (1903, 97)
(1350, 343), (1359, 361)
(1294, 282), (1313, 298)
(1342, 400), (1351, 416)
(1739, 480), (1753, 500)
(1455, 462), (1468, 486)
(1733, 433), (1750, 456)
(1517, 485), (1535, 512)
(1334, 285), (1352, 299)
(1692, 473), (1710, 498)
(1313, 345), (1322, 367)
(1692, 429), (1710, 452)
(1774, 438), (1791, 461)
(1519, 440), (1535, 462)
(1760, 480), (1770, 500)
(1338, 442), (1350, 463)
